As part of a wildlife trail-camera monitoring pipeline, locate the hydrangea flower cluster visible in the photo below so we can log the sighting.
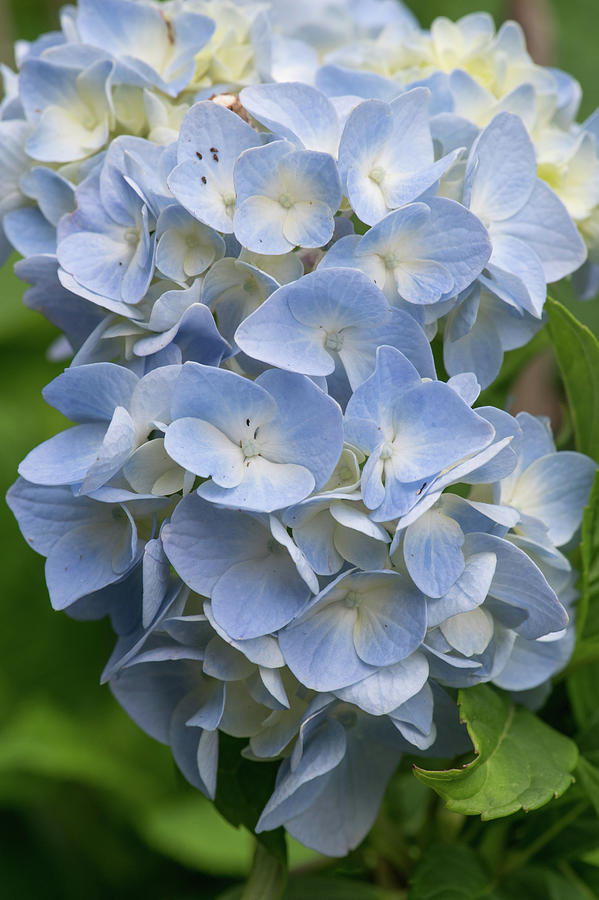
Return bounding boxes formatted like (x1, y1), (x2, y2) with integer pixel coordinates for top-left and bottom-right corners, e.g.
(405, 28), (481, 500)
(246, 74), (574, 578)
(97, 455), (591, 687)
(4, 0), (598, 856)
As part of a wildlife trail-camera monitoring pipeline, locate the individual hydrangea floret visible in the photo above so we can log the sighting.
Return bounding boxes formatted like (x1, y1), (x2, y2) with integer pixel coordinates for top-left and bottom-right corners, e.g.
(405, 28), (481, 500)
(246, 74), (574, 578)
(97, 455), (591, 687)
(235, 266), (435, 400)
(463, 112), (586, 318)
(321, 198), (492, 307)
(164, 361), (344, 511)
(344, 346), (496, 520)
(168, 101), (262, 233)
(337, 87), (461, 225)
(233, 140), (342, 254)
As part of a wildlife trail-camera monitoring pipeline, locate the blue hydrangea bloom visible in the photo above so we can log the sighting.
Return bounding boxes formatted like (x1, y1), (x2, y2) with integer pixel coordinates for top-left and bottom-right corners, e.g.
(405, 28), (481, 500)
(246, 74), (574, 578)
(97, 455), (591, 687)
(4, 0), (598, 860)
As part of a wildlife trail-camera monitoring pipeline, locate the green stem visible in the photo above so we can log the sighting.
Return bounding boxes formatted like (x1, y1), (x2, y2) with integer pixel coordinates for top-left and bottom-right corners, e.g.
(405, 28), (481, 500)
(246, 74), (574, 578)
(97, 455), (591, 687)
(500, 800), (588, 878)
(241, 841), (287, 900)
(557, 860), (598, 899)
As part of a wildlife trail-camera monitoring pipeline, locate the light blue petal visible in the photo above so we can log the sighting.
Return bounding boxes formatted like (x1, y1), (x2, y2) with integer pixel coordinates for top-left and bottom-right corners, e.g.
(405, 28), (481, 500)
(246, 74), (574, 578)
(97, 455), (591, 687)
(77, 0), (214, 95)
(176, 100), (262, 170)
(283, 714), (402, 856)
(359, 199), (491, 305)
(278, 148), (342, 216)
(234, 194), (290, 255)
(464, 112), (536, 221)
(7, 478), (109, 558)
(256, 368), (343, 490)
(165, 417), (244, 484)
(444, 291), (505, 388)
(352, 571), (427, 666)
(493, 629), (575, 691)
(202, 638), (254, 682)
(427, 551), (498, 627)
(142, 537), (171, 628)
(46, 513), (138, 609)
(316, 65), (401, 101)
(80, 406), (137, 493)
(168, 101), (261, 231)
(18, 423), (107, 486)
(289, 503), (343, 576)
(170, 361), (276, 438)
(235, 286), (332, 376)
(155, 205), (225, 282)
(256, 715), (346, 832)
(42, 362), (139, 423)
(234, 140), (292, 206)
(170, 692), (219, 797)
(488, 232), (546, 317)
(498, 179), (586, 282)
(110, 658), (198, 742)
(282, 198), (336, 250)
(280, 600), (373, 691)
(3, 207), (55, 256)
(345, 345), (421, 447)
(340, 89), (458, 225)
(403, 509), (466, 598)
(161, 494), (269, 596)
(235, 267), (391, 378)
(335, 652), (428, 715)
(342, 306), (436, 386)
(388, 380), (495, 481)
(465, 532), (568, 639)
(197, 455), (314, 513)
(333, 526), (390, 570)
(211, 551), (312, 639)
(240, 82), (340, 155)
(510, 452), (596, 546)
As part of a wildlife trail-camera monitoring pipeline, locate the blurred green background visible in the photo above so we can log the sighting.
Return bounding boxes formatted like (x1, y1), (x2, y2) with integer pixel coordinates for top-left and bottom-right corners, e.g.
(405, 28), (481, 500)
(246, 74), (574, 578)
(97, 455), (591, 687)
(0, 1), (598, 897)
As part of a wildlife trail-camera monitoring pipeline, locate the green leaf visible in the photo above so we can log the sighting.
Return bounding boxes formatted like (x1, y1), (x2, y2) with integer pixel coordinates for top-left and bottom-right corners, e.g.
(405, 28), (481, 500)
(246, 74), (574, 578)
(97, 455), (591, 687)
(542, 871), (592, 900)
(578, 471), (599, 638)
(501, 866), (592, 900)
(566, 477), (599, 724)
(576, 757), (599, 819)
(546, 297), (599, 461)
(285, 877), (402, 899)
(214, 734), (286, 858)
(414, 685), (578, 818)
(568, 663), (599, 729)
(220, 878), (402, 900)
(407, 843), (492, 899)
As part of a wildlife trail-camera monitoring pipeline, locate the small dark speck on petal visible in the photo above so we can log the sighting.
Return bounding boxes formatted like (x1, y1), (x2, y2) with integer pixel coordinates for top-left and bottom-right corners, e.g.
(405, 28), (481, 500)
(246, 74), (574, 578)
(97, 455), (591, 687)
(196, 151), (203, 159)
(201, 176), (207, 184)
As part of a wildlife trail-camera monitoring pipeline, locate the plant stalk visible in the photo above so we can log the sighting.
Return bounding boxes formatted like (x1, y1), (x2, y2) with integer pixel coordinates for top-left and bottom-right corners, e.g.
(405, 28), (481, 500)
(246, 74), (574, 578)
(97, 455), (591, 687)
(241, 841), (287, 900)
